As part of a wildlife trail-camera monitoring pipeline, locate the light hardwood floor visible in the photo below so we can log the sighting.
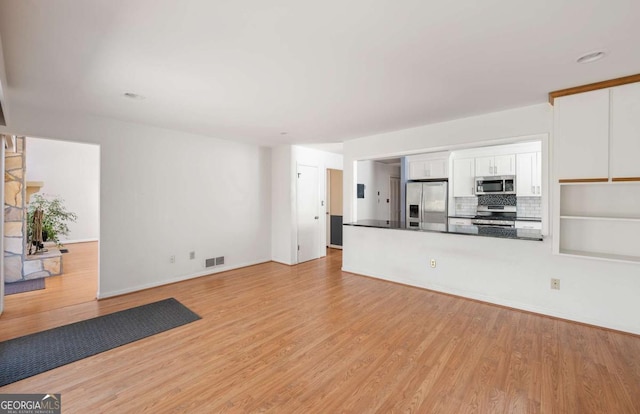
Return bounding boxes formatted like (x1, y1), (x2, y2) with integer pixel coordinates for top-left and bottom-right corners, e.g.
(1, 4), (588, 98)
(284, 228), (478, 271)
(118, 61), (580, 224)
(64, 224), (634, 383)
(2, 241), (98, 321)
(1, 245), (640, 413)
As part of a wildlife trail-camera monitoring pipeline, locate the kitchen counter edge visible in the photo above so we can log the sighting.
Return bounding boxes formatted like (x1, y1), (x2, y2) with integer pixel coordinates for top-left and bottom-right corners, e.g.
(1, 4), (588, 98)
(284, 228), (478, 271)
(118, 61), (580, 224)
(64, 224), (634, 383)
(448, 215), (542, 222)
(344, 220), (543, 241)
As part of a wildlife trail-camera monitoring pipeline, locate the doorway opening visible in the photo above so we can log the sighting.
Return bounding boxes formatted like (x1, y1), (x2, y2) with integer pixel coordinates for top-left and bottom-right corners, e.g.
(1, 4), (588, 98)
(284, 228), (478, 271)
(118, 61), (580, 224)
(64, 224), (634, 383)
(355, 158), (402, 222)
(2, 136), (99, 319)
(326, 168), (343, 249)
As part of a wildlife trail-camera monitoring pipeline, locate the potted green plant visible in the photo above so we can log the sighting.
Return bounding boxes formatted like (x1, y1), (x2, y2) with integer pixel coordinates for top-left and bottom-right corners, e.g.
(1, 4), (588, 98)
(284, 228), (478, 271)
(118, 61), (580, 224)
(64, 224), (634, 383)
(27, 194), (78, 247)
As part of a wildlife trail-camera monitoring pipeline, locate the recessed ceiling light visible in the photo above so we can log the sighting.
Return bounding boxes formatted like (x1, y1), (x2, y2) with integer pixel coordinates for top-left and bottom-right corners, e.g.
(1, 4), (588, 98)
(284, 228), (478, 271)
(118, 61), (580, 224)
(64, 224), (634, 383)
(576, 50), (606, 64)
(123, 92), (145, 100)
(280, 132), (288, 135)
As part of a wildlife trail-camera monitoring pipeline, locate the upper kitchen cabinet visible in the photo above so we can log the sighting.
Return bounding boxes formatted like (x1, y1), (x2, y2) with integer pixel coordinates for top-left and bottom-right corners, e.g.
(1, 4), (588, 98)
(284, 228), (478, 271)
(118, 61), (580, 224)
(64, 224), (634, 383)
(554, 81), (640, 182)
(516, 152), (541, 196)
(475, 157), (493, 176)
(452, 158), (475, 197)
(495, 154), (516, 175)
(406, 152), (449, 180)
(475, 154), (515, 177)
(611, 82), (640, 180)
(553, 88), (610, 181)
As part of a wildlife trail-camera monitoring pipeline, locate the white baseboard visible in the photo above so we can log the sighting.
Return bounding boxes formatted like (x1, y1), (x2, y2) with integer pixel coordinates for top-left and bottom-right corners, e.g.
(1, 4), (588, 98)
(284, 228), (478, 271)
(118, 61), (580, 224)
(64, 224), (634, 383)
(59, 238), (99, 245)
(98, 259), (271, 299)
(271, 259), (294, 266)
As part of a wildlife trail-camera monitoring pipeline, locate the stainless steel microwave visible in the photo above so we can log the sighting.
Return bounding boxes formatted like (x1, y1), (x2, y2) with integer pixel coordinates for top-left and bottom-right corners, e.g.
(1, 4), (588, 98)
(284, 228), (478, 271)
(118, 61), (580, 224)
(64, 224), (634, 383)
(475, 176), (516, 195)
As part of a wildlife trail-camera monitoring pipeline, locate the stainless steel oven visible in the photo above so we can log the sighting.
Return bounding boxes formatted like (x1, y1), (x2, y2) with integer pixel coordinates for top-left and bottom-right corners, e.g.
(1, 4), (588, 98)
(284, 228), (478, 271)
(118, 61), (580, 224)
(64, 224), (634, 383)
(475, 176), (515, 195)
(471, 218), (515, 228)
(471, 205), (516, 228)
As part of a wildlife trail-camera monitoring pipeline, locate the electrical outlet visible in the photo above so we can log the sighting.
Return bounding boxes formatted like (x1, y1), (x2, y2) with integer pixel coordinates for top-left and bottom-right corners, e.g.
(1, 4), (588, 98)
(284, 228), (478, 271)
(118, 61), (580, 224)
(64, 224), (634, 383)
(170, 255), (175, 264)
(551, 278), (560, 290)
(189, 251), (195, 260)
(430, 259), (436, 268)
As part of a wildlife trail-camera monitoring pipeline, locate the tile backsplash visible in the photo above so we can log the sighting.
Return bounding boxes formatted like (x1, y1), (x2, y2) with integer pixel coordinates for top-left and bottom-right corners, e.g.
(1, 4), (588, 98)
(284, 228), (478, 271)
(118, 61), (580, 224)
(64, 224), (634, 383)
(517, 196), (542, 218)
(453, 197), (477, 216)
(453, 195), (541, 218)
(478, 194), (516, 206)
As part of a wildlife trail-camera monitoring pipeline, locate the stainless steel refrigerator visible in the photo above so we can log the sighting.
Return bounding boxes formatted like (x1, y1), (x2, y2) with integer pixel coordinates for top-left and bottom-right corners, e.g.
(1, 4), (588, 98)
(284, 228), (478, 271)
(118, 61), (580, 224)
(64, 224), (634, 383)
(406, 181), (448, 229)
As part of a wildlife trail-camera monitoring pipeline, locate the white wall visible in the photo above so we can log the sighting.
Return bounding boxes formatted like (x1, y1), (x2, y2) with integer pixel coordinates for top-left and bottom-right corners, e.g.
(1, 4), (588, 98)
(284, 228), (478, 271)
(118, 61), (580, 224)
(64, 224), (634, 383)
(355, 160), (375, 220)
(342, 103), (640, 335)
(270, 145), (343, 265)
(356, 160), (400, 221)
(271, 145), (293, 264)
(375, 163), (400, 220)
(1, 104), (272, 298)
(26, 137), (99, 242)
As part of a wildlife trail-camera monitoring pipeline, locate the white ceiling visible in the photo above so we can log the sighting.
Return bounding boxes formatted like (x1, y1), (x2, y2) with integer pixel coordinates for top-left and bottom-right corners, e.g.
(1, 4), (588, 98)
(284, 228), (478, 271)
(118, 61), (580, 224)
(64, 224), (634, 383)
(0, 0), (639, 147)
(299, 142), (344, 154)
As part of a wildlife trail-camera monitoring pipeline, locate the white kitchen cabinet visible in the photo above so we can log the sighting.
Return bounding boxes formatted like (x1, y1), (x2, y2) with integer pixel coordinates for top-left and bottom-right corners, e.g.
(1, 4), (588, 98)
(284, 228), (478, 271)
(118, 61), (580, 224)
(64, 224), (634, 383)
(515, 220), (542, 230)
(452, 158), (475, 197)
(494, 154), (515, 175)
(407, 152), (449, 180)
(475, 154), (515, 177)
(475, 156), (493, 177)
(611, 82), (640, 179)
(553, 88), (609, 181)
(516, 152), (541, 196)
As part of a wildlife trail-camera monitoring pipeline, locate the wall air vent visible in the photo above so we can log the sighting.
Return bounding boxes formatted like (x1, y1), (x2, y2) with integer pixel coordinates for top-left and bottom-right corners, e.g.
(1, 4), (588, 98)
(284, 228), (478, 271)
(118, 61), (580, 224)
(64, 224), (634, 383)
(215, 256), (225, 266)
(205, 258), (216, 268)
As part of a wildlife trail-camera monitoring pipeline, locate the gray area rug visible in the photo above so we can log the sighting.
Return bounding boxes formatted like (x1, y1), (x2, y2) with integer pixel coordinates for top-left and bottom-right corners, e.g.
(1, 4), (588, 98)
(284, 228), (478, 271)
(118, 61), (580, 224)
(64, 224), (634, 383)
(0, 297), (201, 387)
(4, 278), (46, 295)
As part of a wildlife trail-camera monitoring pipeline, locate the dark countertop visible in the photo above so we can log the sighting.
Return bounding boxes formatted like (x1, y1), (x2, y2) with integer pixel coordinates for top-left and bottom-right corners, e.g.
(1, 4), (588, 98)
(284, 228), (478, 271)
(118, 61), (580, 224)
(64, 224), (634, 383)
(448, 215), (542, 222)
(344, 220), (543, 241)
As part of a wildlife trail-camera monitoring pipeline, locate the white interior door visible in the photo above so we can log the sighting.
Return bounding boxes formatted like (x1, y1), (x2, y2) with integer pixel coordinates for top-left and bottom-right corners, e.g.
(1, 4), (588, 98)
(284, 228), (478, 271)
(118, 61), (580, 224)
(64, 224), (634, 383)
(297, 164), (320, 263)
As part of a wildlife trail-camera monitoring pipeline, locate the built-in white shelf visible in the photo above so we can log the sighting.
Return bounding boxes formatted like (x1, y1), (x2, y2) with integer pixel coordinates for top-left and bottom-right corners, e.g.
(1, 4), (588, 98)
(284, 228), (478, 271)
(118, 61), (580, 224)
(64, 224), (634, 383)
(560, 215), (640, 222)
(559, 249), (640, 264)
(556, 182), (640, 264)
(560, 182), (640, 218)
(559, 180), (640, 185)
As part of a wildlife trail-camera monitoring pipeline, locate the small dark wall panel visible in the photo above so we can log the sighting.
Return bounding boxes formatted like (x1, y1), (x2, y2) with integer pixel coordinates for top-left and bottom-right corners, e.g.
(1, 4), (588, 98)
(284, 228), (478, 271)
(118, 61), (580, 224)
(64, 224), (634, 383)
(330, 215), (343, 246)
